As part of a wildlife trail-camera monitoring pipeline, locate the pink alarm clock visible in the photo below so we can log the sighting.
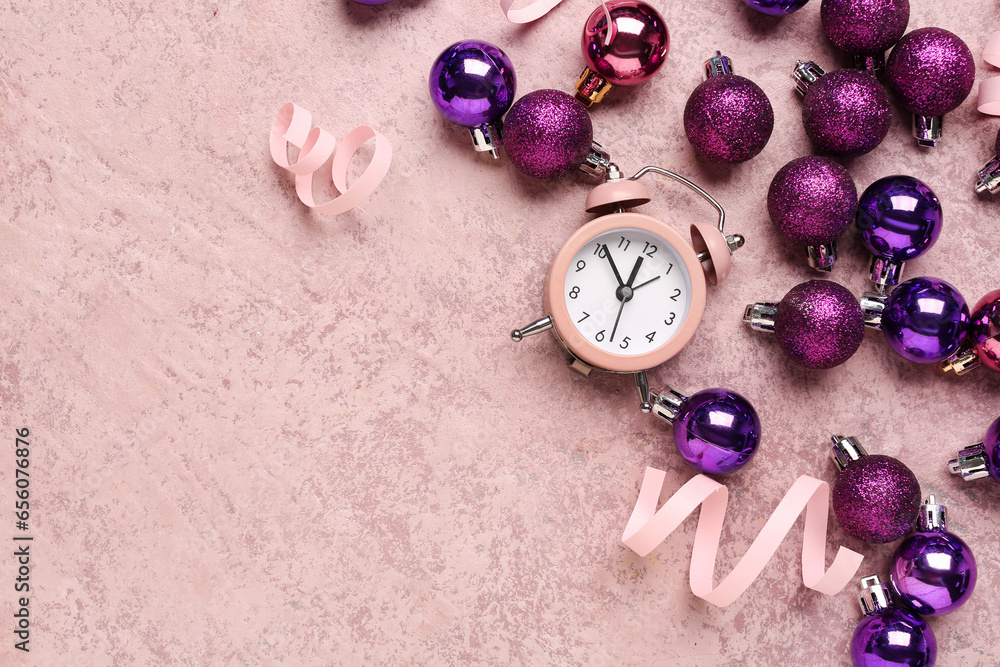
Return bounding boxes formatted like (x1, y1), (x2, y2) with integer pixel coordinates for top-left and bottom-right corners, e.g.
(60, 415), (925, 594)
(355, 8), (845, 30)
(512, 165), (743, 410)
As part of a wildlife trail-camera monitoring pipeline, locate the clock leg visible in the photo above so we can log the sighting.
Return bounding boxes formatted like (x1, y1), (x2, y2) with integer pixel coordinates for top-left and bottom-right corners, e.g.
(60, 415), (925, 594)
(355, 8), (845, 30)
(510, 315), (553, 342)
(634, 371), (653, 413)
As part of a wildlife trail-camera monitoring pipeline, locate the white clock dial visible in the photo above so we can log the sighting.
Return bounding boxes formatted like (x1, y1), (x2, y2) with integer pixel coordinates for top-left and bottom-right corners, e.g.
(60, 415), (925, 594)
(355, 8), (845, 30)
(563, 228), (692, 357)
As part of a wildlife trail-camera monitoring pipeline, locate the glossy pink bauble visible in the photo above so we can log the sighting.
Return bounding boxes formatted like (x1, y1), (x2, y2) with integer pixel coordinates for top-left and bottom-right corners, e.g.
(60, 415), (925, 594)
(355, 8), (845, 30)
(581, 1), (669, 86)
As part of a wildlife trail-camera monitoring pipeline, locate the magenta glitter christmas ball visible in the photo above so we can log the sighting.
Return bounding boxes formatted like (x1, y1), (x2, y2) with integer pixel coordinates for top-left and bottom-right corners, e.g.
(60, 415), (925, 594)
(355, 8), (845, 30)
(801, 68), (891, 158)
(886, 28), (975, 117)
(834, 454), (921, 544)
(503, 90), (593, 180)
(683, 62), (773, 165)
(774, 281), (865, 369)
(821, 0), (909, 65)
(767, 156), (858, 247)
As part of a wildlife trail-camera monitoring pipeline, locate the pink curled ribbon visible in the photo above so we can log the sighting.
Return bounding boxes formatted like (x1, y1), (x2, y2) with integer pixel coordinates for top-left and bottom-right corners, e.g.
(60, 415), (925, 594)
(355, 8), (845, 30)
(500, 0), (612, 36)
(269, 103), (391, 215)
(622, 467), (864, 607)
(978, 32), (1000, 115)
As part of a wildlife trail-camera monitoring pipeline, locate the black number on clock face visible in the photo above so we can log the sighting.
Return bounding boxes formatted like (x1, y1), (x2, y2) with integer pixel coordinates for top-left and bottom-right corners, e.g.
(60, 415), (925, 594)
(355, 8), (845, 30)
(645, 331), (656, 343)
(619, 336), (630, 349)
(577, 312), (590, 323)
(665, 312), (675, 326)
(593, 244), (607, 258)
(665, 263), (673, 275)
(643, 242), (657, 257)
(575, 260), (586, 272)
(569, 286), (580, 299)
(618, 236), (630, 251)
(595, 330), (606, 342)
(669, 288), (681, 302)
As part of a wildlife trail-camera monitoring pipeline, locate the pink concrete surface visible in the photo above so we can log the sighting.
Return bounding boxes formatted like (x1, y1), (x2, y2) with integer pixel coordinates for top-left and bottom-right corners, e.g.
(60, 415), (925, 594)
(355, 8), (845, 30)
(1, 0), (998, 664)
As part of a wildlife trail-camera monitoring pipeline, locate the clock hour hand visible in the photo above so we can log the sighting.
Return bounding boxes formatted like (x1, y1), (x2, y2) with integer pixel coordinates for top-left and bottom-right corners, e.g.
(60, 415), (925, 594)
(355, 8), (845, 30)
(601, 244), (625, 287)
(625, 255), (643, 287)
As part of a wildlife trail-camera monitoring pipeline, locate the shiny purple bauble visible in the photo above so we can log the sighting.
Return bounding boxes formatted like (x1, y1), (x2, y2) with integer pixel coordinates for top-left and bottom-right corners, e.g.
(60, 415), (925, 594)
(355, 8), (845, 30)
(802, 69), (891, 157)
(741, 0), (810, 15)
(851, 608), (937, 667)
(886, 28), (975, 116)
(775, 281), (865, 369)
(429, 40), (516, 128)
(684, 76), (773, 164)
(834, 455), (920, 543)
(672, 389), (761, 475)
(891, 531), (977, 616)
(767, 156), (858, 245)
(856, 176), (942, 263)
(983, 417), (1000, 483)
(969, 290), (1000, 373)
(821, 0), (909, 56)
(581, 1), (669, 85)
(502, 90), (593, 180)
(882, 277), (970, 364)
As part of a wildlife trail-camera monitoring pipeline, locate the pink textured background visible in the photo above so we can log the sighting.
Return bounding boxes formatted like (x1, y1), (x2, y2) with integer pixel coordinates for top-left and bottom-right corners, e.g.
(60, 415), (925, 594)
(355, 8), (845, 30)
(1, 0), (998, 664)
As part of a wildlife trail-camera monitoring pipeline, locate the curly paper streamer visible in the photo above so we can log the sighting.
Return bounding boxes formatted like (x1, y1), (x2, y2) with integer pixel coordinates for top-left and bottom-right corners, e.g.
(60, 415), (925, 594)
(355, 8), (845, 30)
(500, 0), (612, 36)
(978, 33), (1000, 115)
(977, 78), (1000, 115)
(622, 467), (864, 607)
(984, 31), (1000, 68)
(269, 102), (391, 215)
(499, 0), (566, 23)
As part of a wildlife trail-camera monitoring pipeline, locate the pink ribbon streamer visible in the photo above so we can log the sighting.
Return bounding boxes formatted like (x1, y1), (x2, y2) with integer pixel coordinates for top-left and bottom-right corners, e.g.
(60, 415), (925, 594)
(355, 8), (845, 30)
(500, 0), (612, 39)
(622, 467), (864, 607)
(978, 33), (1000, 115)
(269, 102), (392, 215)
(498, 0), (566, 23)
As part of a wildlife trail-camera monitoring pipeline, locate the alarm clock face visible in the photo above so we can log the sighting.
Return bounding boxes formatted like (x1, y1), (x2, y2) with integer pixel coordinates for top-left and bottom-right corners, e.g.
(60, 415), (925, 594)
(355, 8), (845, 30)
(544, 212), (707, 373)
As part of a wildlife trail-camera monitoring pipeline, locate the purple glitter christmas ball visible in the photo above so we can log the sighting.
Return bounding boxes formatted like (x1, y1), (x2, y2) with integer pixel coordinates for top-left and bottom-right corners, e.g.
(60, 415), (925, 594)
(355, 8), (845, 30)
(834, 454), (920, 543)
(581, 1), (669, 86)
(774, 281), (865, 369)
(684, 75), (773, 164)
(891, 531), (977, 616)
(851, 607), (937, 666)
(821, 0), (909, 56)
(672, 388), (761, 475)
(503, 90), (593, 180)
(802, 69), (891, 157)
(767, 156), (858, 245)
(741, 0), (811, 16)
(886, 28), (975, 116)
(881, 277), (970, 364)
(429, 40), (516, 128)
(856, 176), (942, 263)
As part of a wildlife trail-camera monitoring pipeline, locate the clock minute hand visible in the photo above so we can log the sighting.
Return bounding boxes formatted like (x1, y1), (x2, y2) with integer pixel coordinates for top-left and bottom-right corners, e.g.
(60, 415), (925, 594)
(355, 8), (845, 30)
(601, 244), (625, 287)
